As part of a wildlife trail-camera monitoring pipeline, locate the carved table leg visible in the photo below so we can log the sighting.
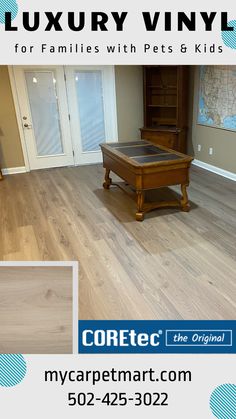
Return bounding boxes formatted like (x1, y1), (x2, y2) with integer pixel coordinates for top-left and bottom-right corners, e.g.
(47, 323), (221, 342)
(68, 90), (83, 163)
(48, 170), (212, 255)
(136, 190), (145, 221)
(181, 184), (190, 212)
(103, 168), (112, 189)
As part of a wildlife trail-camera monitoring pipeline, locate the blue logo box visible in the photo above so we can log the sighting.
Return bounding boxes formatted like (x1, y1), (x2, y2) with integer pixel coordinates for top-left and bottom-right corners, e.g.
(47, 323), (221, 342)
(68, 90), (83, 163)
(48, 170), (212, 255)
(79, 320), (236, 354)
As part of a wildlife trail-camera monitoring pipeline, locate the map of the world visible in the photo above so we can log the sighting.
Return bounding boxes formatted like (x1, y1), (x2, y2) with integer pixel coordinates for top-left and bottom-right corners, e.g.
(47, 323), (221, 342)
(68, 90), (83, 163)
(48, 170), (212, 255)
(198, 66), (236, 131)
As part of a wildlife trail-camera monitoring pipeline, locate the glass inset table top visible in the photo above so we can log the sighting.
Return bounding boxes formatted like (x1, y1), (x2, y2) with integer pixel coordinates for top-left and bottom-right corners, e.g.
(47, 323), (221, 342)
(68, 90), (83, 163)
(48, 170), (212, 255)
(105, 140), (183, 164)
(134, 154), (181, 164)
(118, 145), (164, 157)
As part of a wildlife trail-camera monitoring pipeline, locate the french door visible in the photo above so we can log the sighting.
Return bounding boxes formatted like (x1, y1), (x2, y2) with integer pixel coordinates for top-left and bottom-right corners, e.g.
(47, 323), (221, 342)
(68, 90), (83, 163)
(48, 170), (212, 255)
(65, 66), (118, 165)
(12, 66), (118, 170)
(13, 67), (74, 170)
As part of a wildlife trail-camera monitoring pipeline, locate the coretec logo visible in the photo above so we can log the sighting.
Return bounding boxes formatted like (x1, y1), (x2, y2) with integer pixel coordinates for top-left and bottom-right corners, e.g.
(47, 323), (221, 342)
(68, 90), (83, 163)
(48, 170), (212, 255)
(82, 329), (163, 347)
(0, 11), (235, 32)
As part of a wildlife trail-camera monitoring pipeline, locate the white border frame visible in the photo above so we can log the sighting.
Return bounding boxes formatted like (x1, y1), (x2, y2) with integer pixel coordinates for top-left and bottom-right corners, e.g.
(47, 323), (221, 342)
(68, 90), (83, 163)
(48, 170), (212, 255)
(0, 261), (79, 354)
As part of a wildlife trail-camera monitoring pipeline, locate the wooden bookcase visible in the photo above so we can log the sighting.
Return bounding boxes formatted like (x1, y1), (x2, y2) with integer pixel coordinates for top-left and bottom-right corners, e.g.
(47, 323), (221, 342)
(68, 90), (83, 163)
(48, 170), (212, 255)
(140, 66), (189, 153)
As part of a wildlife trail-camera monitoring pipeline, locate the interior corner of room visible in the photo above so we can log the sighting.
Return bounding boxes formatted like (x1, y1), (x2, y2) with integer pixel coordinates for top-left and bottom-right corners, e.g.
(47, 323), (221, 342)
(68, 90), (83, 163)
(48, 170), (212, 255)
(0, 65), (235, 178)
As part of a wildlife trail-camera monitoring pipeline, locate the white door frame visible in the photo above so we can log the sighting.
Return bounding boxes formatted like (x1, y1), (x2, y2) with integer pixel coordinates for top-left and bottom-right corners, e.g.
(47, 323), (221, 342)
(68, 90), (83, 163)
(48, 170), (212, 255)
(8, 66), (30, 172)
(8, 65), (118, 171)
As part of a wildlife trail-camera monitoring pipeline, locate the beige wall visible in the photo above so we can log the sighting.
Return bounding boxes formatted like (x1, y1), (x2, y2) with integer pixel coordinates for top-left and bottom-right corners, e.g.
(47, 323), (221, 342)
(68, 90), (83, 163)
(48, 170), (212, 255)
(0, 67), (24, 168)
(115, 66), (143, 141)
(188, 66), (236, 174)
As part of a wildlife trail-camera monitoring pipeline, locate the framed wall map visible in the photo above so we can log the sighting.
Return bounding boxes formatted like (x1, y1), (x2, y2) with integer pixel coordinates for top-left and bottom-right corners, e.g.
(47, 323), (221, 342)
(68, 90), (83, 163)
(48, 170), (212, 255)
(197, 65), (236, 131)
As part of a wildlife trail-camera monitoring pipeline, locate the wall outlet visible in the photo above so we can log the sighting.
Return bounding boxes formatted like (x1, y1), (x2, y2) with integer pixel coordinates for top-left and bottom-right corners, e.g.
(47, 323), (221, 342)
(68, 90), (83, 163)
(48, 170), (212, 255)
(209, 147), (213, 155)
(197, 144), (201, 152)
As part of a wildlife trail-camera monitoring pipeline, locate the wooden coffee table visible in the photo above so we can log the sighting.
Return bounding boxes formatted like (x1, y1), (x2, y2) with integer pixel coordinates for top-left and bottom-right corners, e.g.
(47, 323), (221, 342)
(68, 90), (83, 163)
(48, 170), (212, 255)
(100, 140), (193, 221)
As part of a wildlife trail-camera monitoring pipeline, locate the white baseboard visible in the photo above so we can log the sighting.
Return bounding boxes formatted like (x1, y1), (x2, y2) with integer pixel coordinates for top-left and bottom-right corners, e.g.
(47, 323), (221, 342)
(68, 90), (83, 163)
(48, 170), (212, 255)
(192, 160), (236, 182)
(2, 166), (27, 175)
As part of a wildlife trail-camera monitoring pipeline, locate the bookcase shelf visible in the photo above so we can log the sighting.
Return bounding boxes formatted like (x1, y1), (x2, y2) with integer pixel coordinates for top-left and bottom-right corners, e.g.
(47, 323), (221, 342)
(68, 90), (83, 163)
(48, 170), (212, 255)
(140, 66), (189, 153)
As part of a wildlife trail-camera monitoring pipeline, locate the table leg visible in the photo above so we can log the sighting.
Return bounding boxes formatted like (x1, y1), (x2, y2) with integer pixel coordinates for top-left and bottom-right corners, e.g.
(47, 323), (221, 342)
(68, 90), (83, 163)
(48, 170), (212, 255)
(181, 184), (190, 212)
(136, 190), (145, 221)
(103, 168), (112, 189)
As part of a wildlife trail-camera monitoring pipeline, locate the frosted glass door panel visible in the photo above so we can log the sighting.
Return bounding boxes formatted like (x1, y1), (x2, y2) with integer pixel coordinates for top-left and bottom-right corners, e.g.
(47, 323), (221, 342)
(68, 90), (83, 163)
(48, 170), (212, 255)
(25, 71), (63, 156)
(75, 71), (106, 152)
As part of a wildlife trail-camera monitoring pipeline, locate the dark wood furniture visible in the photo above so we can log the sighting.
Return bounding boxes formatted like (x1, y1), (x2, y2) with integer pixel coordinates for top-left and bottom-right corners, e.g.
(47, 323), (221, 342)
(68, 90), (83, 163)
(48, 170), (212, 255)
(100, 140), (193, 221)
(140, 66), (189, 153)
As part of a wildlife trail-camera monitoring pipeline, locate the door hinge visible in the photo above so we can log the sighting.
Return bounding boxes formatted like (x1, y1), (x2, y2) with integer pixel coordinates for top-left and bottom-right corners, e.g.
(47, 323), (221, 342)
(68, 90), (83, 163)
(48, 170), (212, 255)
(68, 113), (71, 120)
(64, 73), (66, 82)
(72, 150), (75, 156)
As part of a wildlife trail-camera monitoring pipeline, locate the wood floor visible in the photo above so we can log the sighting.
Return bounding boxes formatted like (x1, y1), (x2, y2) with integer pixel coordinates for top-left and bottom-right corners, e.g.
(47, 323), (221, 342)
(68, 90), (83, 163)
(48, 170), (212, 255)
(0, 164), (235, 320)
(0, 266), (73, 354)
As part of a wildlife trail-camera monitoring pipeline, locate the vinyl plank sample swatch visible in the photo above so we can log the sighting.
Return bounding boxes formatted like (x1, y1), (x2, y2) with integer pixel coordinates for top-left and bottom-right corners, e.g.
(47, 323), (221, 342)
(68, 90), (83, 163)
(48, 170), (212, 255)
(0, 266), (73, 354)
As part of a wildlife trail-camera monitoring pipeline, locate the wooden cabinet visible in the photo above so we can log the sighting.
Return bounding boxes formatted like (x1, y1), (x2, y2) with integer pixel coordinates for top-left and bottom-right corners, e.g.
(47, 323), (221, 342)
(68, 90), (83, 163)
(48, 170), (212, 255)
(140, 66), (189, 153)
